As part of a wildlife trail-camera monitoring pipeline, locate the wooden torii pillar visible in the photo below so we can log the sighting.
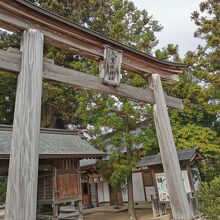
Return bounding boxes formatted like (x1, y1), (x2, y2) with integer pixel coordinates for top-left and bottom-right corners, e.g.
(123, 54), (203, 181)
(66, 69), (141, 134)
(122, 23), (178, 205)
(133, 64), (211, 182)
(5, 29), (44, 220)
(149, 74), (192, 220)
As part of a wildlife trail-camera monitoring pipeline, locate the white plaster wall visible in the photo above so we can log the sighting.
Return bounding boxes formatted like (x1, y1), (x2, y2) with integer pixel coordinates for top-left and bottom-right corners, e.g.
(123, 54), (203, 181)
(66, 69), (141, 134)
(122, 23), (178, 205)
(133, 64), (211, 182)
(145, 186), (156, 202)
(97, 173), (145, 203)
(132, 172), (145, 202)
(103, 182), (110, 202)
(122, 186), (128, 202)
(97, 183), (104, 203)
(97, 181), (110, 203)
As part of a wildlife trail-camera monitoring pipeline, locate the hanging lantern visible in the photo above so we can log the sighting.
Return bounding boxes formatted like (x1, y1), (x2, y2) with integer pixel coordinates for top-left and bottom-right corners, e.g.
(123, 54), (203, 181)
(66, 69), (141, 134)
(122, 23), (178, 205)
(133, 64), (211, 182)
(89, 177), (94, 183)
(94, 177), (100, 183)
(100, 177), (105, 182)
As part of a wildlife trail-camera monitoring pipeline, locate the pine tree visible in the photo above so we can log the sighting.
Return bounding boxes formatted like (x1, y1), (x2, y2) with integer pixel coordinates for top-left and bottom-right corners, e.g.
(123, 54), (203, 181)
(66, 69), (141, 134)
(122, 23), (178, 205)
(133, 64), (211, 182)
(79, 95), (157, 219)
(190, 0), (220, 134)
(155, 1), (220, 181)
(0, 1), (162, 218)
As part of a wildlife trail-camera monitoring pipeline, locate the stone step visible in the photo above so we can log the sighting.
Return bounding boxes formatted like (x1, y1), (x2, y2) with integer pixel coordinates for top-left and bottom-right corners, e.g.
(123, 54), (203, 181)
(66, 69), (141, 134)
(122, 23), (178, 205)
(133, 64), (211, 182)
(58, 212), (79, 220)
(60, 206), (77, 213)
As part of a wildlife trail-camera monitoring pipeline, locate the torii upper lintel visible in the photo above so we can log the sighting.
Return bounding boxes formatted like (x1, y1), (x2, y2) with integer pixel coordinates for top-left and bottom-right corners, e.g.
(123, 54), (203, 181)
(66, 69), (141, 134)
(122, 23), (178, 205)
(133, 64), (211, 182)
(0, 0), (186, 84)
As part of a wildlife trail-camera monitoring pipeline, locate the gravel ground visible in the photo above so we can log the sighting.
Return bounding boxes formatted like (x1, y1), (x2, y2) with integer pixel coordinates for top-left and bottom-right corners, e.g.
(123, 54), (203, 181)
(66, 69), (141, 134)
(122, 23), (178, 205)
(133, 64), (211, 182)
(0, 208), (153, 220)
(84, 209), (153, 220)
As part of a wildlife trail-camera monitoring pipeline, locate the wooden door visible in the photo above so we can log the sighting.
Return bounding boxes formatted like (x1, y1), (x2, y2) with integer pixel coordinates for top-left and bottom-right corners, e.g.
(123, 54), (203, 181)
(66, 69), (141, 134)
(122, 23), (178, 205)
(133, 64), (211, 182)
(109, 185), (123, 205)
(56, 171), (80, 199)
(82, 183), (89, 207)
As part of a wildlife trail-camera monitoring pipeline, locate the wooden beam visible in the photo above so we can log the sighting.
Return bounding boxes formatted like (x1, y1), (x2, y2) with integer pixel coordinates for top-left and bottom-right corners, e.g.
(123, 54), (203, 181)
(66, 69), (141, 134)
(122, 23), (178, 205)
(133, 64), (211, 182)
(44, 62), (156, 105)
(0, 0), (187, 83)
(0, 49), (183, 109)
(0, 49), (21, 73)
(5, 29), (44, 220)
(149, 74), (192, 220)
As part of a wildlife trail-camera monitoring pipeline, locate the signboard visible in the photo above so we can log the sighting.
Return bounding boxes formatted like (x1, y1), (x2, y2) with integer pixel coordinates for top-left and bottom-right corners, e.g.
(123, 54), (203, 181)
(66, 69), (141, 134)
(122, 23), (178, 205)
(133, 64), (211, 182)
(155, 170), (191, 202)
(100, 46), (122, 86)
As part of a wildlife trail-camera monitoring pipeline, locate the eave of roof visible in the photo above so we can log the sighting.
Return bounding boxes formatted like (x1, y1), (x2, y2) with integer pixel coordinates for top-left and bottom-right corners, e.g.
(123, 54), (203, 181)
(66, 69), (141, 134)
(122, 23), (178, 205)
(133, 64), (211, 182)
(136, 147), (205, 168)
(0, 125), (106, 159)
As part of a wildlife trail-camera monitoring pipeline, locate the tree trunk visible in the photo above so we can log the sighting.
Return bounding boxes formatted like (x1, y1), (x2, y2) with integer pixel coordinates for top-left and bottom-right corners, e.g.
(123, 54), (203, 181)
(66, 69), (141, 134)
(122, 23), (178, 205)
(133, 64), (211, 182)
(127, 143), (137, 220)
(41, 102), (57, 128)
(114, 187), (119, 209)
(125, 115), (137, 220)
(127, 171), (137, 220)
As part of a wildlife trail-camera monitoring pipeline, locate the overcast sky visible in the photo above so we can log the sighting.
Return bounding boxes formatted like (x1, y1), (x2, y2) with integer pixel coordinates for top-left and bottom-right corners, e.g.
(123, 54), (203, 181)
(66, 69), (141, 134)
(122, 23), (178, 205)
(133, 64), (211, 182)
(131, 0), (204, 57)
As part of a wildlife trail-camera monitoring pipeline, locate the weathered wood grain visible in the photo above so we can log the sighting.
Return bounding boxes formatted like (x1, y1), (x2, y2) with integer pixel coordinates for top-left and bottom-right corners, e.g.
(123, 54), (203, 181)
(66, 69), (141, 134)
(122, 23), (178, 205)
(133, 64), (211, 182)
(149, 74), (193, 220)
(5, 29), (44, 220)
(0, 49), (183, 109)
(100, 45), (122, 86)
(0, 0), (186, 83)
(164, 93), (183, 109)
(44, 61), (155, 105)
(0, 49), (21, 73)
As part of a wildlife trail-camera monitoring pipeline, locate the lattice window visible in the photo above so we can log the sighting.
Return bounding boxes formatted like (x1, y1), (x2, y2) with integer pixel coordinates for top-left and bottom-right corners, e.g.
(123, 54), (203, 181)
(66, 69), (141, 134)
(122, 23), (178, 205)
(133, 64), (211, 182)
(37, 175), (53, 200)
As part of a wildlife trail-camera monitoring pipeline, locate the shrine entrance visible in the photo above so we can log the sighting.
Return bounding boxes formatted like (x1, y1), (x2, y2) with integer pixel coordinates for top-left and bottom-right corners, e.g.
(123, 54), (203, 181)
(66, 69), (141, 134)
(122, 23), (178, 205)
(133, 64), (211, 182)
(0, 1), (193, 219)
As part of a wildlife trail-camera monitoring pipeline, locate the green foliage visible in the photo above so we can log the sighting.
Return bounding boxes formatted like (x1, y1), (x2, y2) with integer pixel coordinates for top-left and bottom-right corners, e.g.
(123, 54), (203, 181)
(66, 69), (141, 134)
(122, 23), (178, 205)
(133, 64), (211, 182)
(154, 0), (220, 183)
(155, 44), (181, 62)
(0, 31), (20, 50)
(0, 31), (20, 124)
(173, 124), (220, 181)
(97, 153), (133, 188)
(155, 43), (220, 183)
(196, 176), (220, 220)
(174, 124), (220, 158)
(0, 0), (219, 212)
(32, 0), (162, 54)
(200, 160), (220, 183)
(0, 5), (161, 214)
(161, 0), (220, 136)
(190, 0), (220, 134)
(0, 178), (7, 205)
(0, 0), (162, 128)
(0, 72), (17, 124)
(83, 95), (158, 187)
(41, 82), (82, 128)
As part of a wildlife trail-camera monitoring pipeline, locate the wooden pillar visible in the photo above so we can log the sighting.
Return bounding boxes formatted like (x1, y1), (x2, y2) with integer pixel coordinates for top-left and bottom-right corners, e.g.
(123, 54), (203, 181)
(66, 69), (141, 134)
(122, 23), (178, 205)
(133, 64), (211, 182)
(5, 29), (44, 220)
(140, 169), (147, 202)
(186, 164), (195, 193)
(149, 74), (192, 220)
(151, 170), (160, 217)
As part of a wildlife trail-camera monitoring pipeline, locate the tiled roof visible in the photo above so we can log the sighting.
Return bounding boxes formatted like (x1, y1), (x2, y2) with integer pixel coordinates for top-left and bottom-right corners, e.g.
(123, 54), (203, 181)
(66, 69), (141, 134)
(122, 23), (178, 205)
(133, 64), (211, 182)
(0, 125), (106, 159)
(136, 147), (204, 168)
(80, 159), (97, 167)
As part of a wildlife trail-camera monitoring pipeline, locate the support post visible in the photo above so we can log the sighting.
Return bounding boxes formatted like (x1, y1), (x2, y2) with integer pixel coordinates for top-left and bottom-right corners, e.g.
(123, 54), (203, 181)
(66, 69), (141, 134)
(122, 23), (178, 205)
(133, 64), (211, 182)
(5, 29), (44, 220)
(149, 74), (192, 220)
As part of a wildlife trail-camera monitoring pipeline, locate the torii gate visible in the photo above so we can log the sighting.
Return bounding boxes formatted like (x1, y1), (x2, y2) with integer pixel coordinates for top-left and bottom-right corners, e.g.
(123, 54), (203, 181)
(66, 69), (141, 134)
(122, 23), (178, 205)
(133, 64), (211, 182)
(0, 1), (193, 219)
